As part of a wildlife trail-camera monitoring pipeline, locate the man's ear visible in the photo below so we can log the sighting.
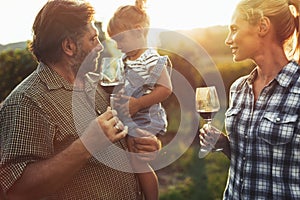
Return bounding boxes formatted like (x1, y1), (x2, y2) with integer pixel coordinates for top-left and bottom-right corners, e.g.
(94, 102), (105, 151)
(62, 37), (76, 56)
(258, 16), (270, 37)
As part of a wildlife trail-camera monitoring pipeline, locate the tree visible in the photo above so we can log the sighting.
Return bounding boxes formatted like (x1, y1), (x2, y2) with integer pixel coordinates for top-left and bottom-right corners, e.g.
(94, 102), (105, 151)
(0, 48), (37, 101)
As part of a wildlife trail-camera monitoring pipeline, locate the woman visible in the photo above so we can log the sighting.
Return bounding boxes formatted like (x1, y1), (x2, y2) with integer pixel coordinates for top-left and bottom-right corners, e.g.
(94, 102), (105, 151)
(200, 0), (300, 199)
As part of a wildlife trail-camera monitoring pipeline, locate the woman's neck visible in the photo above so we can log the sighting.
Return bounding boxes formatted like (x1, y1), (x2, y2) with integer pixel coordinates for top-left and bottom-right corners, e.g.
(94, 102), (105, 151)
(254, 46), (289, 84)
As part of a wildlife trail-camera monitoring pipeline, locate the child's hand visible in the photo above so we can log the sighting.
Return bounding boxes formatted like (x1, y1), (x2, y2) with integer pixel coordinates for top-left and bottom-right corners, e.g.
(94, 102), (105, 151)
(128, 96), (141, 116)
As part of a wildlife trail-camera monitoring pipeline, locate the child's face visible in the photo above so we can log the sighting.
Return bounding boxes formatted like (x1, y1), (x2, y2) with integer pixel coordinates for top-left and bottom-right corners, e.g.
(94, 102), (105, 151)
(112, 29), (147, 58)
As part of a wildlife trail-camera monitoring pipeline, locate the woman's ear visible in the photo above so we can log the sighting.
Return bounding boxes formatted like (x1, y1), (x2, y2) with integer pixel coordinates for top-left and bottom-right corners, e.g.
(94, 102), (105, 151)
(62, 37), (76, 56)
(258, 16), (270, 37)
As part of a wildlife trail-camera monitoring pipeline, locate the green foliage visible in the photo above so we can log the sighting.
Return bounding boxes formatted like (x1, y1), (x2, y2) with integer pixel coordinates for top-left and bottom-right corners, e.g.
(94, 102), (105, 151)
(158, 147), (230, 200)
(0, 48), (37, 101)
(184, 26), (231, 57)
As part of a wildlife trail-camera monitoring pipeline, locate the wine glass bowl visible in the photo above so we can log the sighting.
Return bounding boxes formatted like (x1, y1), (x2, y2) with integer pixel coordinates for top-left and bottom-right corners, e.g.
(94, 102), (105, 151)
(195, 86), (220, 121)
(100, 57), (125, 86)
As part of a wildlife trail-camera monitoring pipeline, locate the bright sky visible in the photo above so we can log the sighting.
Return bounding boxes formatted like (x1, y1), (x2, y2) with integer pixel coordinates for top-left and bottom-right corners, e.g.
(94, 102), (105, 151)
(0, 0), (240, 45)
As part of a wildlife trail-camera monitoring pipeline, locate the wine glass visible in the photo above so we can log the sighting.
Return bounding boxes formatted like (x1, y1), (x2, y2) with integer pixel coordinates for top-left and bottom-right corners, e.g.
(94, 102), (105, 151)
(195, 86), (222, 158)
(100, 57), (124, 86)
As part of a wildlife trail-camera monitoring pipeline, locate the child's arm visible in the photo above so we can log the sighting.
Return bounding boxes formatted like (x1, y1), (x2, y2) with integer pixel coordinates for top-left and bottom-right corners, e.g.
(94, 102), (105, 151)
(127, 67), (172, 116)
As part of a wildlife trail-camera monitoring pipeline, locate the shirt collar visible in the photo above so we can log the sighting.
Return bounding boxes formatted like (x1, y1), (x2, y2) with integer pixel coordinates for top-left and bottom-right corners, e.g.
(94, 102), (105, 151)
(37, 62), (74, 91)
(246, 67), (258, 85)
(246, 61), (299, 88)
(37, 62), (97, 92)
(275, 60), (299, 88)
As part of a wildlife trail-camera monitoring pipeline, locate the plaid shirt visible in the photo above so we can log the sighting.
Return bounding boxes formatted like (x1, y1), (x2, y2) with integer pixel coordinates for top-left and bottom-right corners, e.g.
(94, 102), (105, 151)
(0, 63), (142, 199)
(224, 61), (300, 199)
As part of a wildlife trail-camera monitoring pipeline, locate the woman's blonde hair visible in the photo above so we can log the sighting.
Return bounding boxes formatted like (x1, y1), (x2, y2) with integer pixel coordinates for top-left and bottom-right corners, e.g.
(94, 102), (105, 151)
(107, 0), (149, 37)
(236, 0), (300, 63)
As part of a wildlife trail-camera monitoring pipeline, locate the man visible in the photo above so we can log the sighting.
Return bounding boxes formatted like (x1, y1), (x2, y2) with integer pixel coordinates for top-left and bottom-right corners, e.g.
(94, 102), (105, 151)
(0, 0), (161, 199)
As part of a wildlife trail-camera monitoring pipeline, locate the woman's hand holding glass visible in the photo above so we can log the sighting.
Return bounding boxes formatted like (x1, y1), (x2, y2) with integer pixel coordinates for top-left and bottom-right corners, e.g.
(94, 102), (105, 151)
(199, 125), (231, 159)
(199, 124), (223, 149)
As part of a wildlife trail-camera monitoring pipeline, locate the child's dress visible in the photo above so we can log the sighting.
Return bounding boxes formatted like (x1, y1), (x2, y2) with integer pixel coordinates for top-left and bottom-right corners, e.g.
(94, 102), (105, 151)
(115, 49), (172, 137)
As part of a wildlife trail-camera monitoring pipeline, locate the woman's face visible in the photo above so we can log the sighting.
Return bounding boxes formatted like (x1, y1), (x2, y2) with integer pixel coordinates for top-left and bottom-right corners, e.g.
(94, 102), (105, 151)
(225, 11), (262, 62)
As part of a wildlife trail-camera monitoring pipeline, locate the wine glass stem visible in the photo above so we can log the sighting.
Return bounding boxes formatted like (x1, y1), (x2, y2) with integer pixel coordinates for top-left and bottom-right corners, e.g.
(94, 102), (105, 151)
(205, 119), (212, 128)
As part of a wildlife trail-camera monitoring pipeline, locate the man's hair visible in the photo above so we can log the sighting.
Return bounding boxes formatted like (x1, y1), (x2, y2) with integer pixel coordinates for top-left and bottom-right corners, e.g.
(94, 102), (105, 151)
(29, 0), (95, 64)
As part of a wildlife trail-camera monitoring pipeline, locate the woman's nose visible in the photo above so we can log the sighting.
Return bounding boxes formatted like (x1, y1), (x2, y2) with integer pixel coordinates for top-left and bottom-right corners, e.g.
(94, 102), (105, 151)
(225, 34), (233, 46)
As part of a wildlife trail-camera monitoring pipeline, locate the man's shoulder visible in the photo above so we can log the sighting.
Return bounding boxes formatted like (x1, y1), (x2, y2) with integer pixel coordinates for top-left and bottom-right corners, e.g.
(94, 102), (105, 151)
(2, 69), (43, 107)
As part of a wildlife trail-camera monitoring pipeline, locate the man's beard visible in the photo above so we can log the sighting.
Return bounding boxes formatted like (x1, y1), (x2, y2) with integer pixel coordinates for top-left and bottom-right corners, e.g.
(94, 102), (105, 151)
(72, 47), (100, 77)
(72, 50), (86, 76)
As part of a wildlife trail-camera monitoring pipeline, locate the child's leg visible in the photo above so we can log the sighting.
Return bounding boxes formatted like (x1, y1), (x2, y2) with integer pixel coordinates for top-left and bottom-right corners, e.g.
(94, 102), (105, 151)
(127, 136), (159, 200)
(137, 165), (159, 200)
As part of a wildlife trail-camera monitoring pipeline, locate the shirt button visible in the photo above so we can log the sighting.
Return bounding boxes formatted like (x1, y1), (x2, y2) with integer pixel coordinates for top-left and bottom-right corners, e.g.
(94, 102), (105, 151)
(243, 157), (246, 161)
(276, 117), (281, 122)
(245, 135), (248, 139)
(241, 179), (243, 182)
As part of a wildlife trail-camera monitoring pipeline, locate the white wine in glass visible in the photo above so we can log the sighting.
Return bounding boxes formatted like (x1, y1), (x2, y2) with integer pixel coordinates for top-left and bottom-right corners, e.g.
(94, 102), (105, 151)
(196, 86), (221, 158)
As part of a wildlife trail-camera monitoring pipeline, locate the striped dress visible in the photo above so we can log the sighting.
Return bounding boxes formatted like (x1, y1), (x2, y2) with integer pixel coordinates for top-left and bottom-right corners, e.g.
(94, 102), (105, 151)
(117, 48), (172, 137)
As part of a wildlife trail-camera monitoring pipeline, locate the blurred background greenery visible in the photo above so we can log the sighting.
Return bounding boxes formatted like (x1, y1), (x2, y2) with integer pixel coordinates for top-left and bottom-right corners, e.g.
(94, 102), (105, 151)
(0, 23), (255, 199)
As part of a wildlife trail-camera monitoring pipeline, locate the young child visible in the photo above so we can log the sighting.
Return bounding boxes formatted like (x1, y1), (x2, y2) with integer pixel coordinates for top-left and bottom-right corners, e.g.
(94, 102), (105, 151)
(107, 0), (172, 199)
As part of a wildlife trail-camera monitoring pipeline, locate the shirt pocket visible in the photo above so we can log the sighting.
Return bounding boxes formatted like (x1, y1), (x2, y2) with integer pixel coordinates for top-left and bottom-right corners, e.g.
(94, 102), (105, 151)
(258, 112), (297, 145)
(225, 107), (241, 135)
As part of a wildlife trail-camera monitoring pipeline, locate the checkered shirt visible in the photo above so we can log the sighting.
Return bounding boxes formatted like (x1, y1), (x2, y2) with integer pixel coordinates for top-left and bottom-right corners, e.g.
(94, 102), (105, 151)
(0, 63), (142, 199)
(224, 61), (300, 199)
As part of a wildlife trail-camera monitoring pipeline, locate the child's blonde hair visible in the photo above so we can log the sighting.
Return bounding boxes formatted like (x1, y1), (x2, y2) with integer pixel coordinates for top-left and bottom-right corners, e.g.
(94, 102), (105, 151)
(107, 0), (150, 37)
